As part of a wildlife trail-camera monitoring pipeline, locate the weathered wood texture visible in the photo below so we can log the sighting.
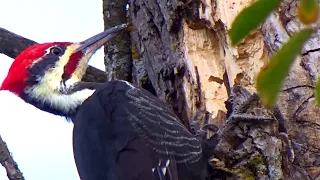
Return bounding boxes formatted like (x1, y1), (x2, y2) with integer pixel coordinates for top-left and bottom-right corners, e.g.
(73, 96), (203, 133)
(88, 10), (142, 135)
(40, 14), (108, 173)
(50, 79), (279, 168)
(129, 0), (206, 128)
(261, 1), (319, 179)
(103, 0), (133, 82)
(0, 27), (107, 83)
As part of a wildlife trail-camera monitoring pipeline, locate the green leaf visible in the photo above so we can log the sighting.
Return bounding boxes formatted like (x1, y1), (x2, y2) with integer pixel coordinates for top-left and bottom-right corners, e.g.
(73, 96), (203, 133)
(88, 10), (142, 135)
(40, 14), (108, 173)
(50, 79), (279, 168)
(256, 28), (313, 107)
(315, 78), (320, 105)
(298, 0), (319, 24)
(229, 0), (282, 46)
(300, 0), (318, 12)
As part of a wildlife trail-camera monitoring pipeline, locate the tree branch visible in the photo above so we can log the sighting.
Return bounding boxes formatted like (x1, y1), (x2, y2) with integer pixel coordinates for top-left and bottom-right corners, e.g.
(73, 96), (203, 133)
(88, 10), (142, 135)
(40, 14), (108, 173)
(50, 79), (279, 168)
(0, 136), (24, 180)
(0, 27), (106, 83)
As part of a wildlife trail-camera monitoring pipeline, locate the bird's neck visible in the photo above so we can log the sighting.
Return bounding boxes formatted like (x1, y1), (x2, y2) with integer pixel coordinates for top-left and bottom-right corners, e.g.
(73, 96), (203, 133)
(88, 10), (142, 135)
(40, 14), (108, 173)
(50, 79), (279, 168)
(22, 81), (101, 117)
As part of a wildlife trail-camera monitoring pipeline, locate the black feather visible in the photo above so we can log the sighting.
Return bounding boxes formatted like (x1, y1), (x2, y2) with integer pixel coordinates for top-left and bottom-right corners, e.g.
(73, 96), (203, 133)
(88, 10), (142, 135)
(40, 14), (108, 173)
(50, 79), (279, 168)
(72, 80), (209, 180)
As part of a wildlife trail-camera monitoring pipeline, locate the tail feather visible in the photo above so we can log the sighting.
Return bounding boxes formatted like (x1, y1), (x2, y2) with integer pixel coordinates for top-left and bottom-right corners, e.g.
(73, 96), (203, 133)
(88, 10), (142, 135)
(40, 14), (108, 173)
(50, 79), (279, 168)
(153, 158), (179, 180)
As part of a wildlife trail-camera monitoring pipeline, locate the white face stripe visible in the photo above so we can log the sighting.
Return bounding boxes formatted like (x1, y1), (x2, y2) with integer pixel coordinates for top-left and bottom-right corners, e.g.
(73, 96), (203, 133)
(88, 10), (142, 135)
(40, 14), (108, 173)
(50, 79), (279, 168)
(27, 87), (95, 113)
(25, 44), (95, 115)
(31, 45), (74, 92)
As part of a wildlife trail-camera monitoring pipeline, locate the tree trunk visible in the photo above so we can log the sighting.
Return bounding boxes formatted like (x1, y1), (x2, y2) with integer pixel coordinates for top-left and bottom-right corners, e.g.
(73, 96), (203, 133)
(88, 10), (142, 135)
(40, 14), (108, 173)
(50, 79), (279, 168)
(103, 0), (132, 82)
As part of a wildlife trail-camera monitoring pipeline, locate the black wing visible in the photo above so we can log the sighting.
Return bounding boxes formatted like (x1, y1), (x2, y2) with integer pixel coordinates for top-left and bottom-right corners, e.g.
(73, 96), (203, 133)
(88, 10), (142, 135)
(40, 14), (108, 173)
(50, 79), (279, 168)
(73, 80), (203, 180)
(111, 81), (202, 164)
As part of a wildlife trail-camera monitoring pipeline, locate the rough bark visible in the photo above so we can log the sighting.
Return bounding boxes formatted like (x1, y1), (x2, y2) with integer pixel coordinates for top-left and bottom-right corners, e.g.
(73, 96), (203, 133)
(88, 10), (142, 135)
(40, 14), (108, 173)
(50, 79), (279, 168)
(261, 1), (320, 179)
(129, 0), (204, 128)
(103, 0), (132, 82)
(0, 27), (107, 83)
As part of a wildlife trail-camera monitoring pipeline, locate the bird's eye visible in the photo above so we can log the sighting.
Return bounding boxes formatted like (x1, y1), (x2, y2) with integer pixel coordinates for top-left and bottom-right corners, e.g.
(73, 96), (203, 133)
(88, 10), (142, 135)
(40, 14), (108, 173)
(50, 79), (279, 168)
(50, 47), (63, 56)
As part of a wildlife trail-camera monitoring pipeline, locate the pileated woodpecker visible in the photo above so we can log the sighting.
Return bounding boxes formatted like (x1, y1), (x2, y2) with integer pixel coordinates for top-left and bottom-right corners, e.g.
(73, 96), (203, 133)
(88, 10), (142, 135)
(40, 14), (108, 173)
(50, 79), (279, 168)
(0, 24), (216, 180)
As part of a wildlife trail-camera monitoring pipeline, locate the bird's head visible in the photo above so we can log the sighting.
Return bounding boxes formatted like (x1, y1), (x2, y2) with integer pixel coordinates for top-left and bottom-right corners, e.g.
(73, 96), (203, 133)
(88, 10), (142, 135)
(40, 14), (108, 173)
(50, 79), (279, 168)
(0, 24), (128, 117)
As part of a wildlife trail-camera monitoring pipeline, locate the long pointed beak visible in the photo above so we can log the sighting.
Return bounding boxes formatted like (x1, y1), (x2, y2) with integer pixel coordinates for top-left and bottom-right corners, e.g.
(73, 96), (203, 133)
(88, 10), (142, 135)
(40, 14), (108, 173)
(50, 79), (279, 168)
(74, 24), (128, 54)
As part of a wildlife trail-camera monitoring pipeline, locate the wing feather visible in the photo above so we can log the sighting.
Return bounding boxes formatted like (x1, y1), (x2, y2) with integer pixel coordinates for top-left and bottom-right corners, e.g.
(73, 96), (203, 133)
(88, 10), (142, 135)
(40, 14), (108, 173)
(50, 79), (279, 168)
(122, 87), (202, 163)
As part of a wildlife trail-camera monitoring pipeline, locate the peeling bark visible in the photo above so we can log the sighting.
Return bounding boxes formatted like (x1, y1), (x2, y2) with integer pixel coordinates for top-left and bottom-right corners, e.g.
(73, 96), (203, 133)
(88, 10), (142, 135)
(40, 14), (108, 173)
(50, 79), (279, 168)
(129, 0), (203, 128)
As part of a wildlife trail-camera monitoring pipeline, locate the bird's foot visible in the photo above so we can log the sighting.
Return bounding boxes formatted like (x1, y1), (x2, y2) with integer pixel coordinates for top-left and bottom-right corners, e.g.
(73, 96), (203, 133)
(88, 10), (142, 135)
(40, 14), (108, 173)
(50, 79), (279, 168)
(189, 110), (219, 140)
